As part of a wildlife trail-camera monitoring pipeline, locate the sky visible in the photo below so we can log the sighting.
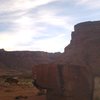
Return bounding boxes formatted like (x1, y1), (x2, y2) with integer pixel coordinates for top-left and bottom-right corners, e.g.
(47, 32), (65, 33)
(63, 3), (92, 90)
(0, 0), (100, 53)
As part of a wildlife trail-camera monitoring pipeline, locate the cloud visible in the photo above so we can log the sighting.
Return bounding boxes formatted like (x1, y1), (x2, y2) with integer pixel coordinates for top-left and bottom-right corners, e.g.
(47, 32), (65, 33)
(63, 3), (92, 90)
(0, 30), (68, 52)
(29, 7), (74, 30)
(0, 0), (58, 13)
(25, 33), (68, 52)
(75, 0), (100, 9)
(0, 0), (79, 52)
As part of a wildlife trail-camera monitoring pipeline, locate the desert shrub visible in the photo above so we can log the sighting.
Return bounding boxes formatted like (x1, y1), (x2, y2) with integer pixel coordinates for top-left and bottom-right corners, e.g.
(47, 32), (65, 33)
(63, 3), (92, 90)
(15, 95), (28, 99)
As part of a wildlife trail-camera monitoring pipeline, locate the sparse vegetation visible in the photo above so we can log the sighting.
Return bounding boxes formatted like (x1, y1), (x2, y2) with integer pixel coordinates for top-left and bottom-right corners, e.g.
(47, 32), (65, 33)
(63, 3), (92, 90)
(0, 74), (33, 86)
(14, 95), (28, 99)
(0, 74), (46, 100)
(0, 74), (100, 100)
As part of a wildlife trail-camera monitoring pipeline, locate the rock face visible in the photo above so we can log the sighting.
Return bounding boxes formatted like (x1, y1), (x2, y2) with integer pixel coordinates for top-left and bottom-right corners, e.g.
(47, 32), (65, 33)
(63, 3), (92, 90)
(63, 21), (100, 76)
(0, 49), (61, 75)
(33, 63), (93, 100)
(32, 21), (99, 100)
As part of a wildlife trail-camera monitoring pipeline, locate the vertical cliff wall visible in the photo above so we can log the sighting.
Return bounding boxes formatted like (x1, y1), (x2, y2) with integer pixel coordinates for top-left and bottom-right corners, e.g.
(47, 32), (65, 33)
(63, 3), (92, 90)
(63, 21), (100, 76)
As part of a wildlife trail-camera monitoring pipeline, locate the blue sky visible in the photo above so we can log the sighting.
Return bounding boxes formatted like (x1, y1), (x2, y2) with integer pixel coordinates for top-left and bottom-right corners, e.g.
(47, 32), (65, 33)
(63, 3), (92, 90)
(0, 0), (100, 52)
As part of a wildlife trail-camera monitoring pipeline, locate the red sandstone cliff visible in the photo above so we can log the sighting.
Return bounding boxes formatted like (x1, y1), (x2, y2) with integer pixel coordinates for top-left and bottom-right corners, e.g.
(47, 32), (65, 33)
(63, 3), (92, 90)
(62, 21), (100, 76)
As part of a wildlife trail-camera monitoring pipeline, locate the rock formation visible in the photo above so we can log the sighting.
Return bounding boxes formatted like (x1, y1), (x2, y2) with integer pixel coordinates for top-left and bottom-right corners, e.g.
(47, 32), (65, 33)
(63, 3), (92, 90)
(63, 21), (100, 76)
(0, 21), (100, 78)
(0, 50), (61, 75)
(36, 21), (100, 100)
(32, 63), (93, 100)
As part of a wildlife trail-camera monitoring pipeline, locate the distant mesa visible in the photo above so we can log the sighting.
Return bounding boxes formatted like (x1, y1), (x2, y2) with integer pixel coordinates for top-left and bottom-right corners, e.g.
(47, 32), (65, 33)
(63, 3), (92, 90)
(0, 49), (5, 52)
(0, 49), (61, 75)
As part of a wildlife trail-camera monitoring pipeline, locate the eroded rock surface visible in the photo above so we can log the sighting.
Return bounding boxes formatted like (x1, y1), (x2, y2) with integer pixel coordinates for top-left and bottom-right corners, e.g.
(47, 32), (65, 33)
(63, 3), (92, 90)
(63, 21), (100, 76)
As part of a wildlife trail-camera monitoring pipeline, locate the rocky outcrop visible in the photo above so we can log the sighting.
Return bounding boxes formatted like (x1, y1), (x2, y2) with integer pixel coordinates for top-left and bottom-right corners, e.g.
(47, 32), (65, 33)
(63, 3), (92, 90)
(0, 50), (61, 75)
(63, 21), (100, 76)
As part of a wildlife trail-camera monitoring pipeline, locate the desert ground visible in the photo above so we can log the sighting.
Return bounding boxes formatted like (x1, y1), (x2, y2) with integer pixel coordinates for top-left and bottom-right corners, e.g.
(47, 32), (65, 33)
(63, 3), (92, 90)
(0, 75), (100, 100)
(0, 75), (46, 100)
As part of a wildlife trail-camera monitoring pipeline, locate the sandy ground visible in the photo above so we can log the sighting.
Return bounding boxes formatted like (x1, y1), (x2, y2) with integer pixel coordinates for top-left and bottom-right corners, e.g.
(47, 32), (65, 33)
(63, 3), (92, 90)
(0, 85), (46, 100)
(0, 77), (100, 100)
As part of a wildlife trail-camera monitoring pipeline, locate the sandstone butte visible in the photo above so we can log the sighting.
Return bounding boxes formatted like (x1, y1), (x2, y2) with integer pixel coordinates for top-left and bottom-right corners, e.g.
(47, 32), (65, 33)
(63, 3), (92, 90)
(60, 21), (100, 77)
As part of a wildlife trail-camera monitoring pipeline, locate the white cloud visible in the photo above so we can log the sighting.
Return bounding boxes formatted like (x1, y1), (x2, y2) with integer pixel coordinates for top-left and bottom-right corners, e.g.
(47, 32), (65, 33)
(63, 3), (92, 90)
(75, 0), (100, 9)
(27, 33), (67, 52)
(0, 32), (17, 49)
(0, 0), (58, 12)
(75, 0), (88, 4)
(0, 31), (67, 52)
(32, 9), (74, 31)
(0, 30), (37, 51)
(0, 0), (74, 52)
